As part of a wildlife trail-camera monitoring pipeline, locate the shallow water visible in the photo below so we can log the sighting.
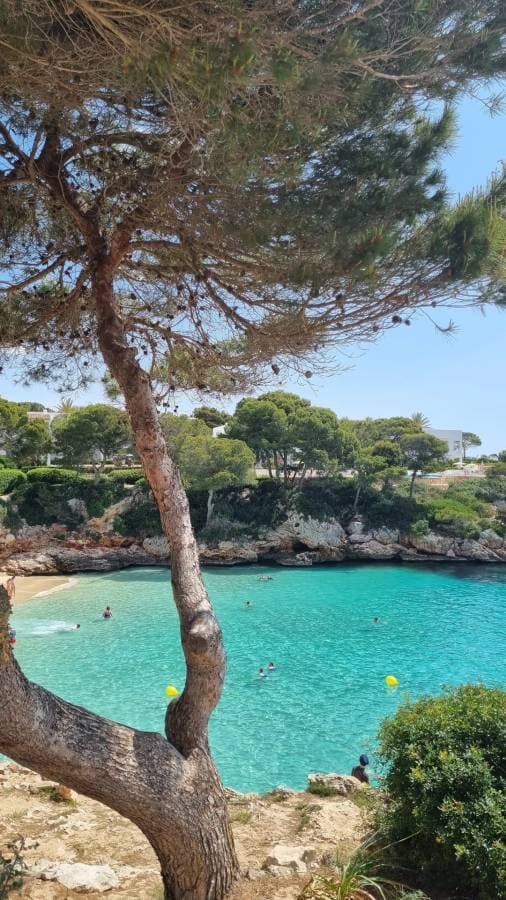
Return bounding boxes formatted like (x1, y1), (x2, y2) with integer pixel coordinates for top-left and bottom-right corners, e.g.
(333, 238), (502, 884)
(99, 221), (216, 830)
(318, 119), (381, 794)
(10, 563), (506, 792)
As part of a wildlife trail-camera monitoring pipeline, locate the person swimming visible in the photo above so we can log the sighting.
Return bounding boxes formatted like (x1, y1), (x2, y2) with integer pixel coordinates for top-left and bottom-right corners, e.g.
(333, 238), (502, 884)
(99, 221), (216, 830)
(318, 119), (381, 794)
(103, 607), (113, 619)
(258, 667), (265, 678)
(268, 661), (276, 672)
(244, 600), (252, 609)
(258, 576), (273, 582)
(373, 617), (380, 624)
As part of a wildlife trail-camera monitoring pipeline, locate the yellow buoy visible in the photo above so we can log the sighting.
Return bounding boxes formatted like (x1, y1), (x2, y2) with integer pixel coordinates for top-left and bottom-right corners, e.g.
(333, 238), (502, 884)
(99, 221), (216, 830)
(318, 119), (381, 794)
(385, 675), (399, 687)
(165, 685), (179, 697)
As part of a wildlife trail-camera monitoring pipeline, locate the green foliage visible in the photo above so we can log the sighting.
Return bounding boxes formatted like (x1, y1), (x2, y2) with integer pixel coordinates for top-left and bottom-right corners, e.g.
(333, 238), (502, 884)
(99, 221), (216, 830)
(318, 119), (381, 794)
(193, 407), (231, 429)
(210, 480), (289, 534)
(12, 419), (52, 466)
(365, 493), (422, 530)
(106, 468), (144, 483)
(295, 478), (357, 523)
(53, 405), (131, 467)
(198, 519), (253, 545)
(228, 393), (355, 480)
(114, 499), (162, 537)
(26, 467), (88, 484)
(378, 685), (506, 900)
(462, 431), (482, 458)
(0, 456), (17, 468)
(401, 433), (449, 497)
(307, 783), (339, 798)
(410, 519), (430, 537)
(421, 497), (482, 537)
(14, 477), (125, 527)
(0, 467), (27, 494)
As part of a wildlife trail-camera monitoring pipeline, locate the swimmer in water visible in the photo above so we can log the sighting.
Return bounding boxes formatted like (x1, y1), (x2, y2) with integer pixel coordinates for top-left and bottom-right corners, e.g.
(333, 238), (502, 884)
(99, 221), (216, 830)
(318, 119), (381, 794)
(103, 606), (113, 619)
(258, 575), (273, 582)
(268, 661), (276, 672)
(244, 600), (252, 609)
(76, 624), (81, 630)
(373, 617), (380, 624)
(258, 668), (265, 678)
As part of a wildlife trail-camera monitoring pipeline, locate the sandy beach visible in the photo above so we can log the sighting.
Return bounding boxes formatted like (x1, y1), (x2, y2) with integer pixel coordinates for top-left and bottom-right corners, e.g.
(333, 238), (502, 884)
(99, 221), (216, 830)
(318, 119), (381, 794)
(0, 573), (74, 605)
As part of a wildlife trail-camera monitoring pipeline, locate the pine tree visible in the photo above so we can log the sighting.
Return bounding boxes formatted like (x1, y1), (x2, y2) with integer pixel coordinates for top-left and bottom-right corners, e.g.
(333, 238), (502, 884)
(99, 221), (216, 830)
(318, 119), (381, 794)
(0, 3), (505, 899)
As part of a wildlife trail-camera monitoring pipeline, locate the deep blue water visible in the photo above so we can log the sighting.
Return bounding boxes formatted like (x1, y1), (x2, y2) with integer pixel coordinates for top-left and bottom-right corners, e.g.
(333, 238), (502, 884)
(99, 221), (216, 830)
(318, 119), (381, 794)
(10, 563), (506, 792)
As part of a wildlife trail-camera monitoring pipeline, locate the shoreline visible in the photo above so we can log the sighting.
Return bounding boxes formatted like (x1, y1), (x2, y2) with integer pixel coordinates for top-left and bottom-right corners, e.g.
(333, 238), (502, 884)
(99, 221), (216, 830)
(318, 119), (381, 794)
(1, 573), (75, 605)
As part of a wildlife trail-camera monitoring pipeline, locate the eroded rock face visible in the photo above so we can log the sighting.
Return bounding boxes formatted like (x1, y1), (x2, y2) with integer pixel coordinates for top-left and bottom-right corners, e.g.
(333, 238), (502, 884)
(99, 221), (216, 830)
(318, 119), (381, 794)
(307, 773), (362, 796)
(269, 513), (346, 550)
(262, 844), (317, 875)
(409, 532), (454, 556)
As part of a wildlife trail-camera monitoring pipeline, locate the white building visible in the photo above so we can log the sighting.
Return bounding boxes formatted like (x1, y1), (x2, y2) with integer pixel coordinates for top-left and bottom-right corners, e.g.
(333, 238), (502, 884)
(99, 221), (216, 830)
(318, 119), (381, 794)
(424, 427), (463, 464)
(212, 425), (227, 438)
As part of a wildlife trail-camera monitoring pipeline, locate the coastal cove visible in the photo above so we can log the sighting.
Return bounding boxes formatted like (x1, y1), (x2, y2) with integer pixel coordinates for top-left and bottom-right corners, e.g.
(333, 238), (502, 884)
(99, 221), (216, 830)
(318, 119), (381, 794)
(10, 563), (506, 794)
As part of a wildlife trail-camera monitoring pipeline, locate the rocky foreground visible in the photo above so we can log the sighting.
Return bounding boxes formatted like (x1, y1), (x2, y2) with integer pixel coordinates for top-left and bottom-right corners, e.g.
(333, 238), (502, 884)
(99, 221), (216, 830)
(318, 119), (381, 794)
(0, 766), (369, 899)
(2, 510), (506, 575)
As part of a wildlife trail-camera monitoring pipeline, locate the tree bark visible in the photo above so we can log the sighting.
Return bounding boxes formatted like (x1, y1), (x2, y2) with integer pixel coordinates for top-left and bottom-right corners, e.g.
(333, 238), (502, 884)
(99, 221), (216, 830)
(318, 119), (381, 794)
(409, 470), (417, 498)
(206, 489), (215, 526)
(0, 245), (239, 900)
(353, 484), (361, 512)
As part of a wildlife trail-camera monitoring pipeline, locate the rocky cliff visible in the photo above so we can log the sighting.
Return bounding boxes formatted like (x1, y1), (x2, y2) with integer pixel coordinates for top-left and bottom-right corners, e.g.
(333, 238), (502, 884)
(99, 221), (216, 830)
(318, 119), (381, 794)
(2, 512), (506, 575)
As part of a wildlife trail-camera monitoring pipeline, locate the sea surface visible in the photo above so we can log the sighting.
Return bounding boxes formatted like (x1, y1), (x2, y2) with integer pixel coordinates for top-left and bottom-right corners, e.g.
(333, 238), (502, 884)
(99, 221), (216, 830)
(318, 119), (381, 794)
(10, 563), (506, 793)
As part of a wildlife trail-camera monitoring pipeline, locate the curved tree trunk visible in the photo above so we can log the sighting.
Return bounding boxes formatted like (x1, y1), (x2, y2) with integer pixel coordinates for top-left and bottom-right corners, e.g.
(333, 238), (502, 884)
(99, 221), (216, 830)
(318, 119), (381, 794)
(0, 240), (239, 900)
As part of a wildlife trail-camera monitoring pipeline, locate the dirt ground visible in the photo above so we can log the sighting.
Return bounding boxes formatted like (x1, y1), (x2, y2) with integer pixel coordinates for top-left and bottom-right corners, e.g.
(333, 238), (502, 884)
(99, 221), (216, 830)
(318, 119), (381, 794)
(0, 765), (369, 899)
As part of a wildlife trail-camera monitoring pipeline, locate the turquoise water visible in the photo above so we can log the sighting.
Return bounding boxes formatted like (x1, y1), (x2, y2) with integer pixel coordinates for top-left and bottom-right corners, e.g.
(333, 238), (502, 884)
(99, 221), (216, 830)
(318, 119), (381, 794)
(10, 563), (506, 793)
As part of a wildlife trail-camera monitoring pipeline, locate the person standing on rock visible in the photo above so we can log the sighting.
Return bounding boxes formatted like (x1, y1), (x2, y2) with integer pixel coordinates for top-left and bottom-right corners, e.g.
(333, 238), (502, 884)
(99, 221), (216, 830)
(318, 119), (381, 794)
(351, 754), (370, 784)
(5, 576), (15, 600)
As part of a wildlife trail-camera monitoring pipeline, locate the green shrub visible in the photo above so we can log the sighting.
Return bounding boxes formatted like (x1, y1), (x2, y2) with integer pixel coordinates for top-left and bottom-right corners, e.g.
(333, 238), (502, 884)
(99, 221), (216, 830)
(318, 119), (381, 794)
(13, 477), (125, 527)
(307, 782), (339, 797)
(378, 685), (506, 900)
(208, 480), (289, 535)
(114, 498), (162, 536)
(366, 492), (422, 529)
(410, 518), (429, 536)
(421, 497), (481, 537)
(0, 456), (17, 469)
(295, 477), (357, 523)
(26, 466), (88, 484)
(0, 468), (27, 494)
(106, 467), (144, 483)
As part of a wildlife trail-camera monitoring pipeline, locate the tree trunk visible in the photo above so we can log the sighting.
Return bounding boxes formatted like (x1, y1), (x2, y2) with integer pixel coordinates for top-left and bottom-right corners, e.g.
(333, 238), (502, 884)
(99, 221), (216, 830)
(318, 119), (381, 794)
(0, 588), (236, 900)
(409, 470), (417, 498)
(91, 260), (238, 894)
(206, 489), (215, 526)
(353, 483), (361, 512)
(0, 246), (239, 900)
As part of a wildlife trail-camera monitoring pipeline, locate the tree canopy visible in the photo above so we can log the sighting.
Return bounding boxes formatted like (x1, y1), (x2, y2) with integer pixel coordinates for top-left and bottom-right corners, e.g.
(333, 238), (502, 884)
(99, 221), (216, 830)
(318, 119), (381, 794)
(400, 432), (449, 496)
(53, 404), (131, 468)
(0, 2), (505, 398)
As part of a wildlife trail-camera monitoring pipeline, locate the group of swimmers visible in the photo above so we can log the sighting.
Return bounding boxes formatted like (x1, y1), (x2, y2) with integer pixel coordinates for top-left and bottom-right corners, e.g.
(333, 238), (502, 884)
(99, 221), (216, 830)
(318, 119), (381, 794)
(258, 662), (276, 678)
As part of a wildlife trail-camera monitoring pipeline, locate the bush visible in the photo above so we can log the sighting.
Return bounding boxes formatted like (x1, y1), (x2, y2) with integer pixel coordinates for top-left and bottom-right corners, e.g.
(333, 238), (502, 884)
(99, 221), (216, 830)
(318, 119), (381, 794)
(421, 497), (481, 537)
(410, 518), (429, 536)
(0, 468), (26, 494)
(106, 467), (144, 483)
(378, 685), (506, 900)
(210, 480), (289, 534)
(13, 477), (126, 527)
(295, 477), (357, 523)
(0, 456), (17, 469)
(114, 498), (162, 536)
(26, 466), (88, 484)
(366, 492), (422, 529)
(199, 518), (252, 544)
(0, 840), (25, 898)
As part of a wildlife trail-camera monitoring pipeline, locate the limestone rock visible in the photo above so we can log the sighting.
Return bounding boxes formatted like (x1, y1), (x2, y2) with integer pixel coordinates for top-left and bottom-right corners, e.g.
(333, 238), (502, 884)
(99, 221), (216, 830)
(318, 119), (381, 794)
(409, 532), (454, 556)
(67, 498), (88, 522)
(347, 517), (365, 535)
(371, 527), (400, 544)
(307, 773), (362, 795)
(479, 529), (504, 549)
(30, 861), (121, 892)
(270, 512), (346, 550)
(347, 539), (400, 560)
(262, 844), (317, 874)
(143, 535), (169, 558)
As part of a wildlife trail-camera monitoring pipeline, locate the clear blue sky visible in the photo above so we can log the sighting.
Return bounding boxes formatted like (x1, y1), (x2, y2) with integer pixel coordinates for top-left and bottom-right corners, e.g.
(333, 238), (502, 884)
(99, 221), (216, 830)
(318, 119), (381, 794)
(1, 94), (505, 452)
